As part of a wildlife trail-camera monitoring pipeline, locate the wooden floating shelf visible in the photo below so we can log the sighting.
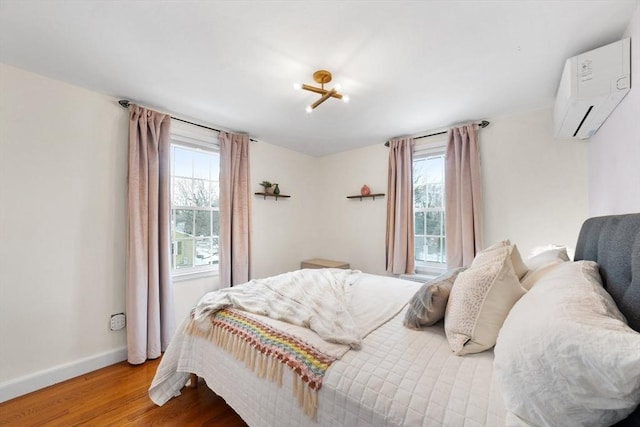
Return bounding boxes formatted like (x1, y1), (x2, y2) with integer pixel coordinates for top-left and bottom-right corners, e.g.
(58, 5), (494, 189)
(346, 193), (385, 201)
(254, 192), (291, 200)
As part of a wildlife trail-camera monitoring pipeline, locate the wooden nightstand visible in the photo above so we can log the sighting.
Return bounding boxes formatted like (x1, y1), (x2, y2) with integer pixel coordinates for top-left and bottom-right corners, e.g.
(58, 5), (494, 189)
(301, 258), (350, 269)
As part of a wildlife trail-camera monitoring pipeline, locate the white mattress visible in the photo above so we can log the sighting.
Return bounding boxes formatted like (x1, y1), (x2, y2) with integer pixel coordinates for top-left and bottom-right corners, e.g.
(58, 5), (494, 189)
(157, 306), (509, 426)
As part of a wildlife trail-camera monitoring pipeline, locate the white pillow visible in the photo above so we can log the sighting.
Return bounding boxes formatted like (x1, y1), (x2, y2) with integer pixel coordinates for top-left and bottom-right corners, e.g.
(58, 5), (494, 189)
(509, 244), (528, 280)
(494, 261), (640, 427)
(520, 246), (570, 290)
(444, 244), (526, 355)
(526, 246), (570, 270)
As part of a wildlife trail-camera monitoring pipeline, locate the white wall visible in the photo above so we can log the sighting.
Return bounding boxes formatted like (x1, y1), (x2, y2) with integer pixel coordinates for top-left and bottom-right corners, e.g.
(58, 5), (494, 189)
(250, 141), (320, 278)
(316, 107), (589, 267)
(172, 276), (220, 327)
(482, 108), (588, 255)
(315, 145), (390, 275)
(0, 64), (129, 399)
(588, 3), (640, 216)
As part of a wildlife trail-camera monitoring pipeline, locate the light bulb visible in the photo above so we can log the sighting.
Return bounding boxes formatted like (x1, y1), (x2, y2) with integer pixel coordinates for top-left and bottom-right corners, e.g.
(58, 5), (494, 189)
(293, 82), (302, 90)
(342, 95), (350, 103)
(334, 84), (342, 91)
(305, 106), (313, 113)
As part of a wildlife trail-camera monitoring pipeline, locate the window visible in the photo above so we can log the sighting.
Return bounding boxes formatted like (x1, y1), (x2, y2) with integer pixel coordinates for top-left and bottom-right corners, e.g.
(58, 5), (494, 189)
(170, 125), (220, 278)
(413, 142), (446, 270)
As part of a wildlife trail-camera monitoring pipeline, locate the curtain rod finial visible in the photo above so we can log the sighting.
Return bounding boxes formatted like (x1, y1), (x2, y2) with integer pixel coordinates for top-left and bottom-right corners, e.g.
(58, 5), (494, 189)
(119, 99), (130, 108)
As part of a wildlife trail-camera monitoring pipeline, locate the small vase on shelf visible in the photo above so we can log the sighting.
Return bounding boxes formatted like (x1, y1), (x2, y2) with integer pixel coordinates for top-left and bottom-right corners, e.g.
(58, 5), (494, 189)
(273, 183), (280, 195)
(360, 185), (371, 196)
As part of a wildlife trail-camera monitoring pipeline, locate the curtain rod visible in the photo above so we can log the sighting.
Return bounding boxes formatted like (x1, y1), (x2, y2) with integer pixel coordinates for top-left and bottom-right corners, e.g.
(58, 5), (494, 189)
(384, 120), (490, 147)
(118, 100), (257, 142)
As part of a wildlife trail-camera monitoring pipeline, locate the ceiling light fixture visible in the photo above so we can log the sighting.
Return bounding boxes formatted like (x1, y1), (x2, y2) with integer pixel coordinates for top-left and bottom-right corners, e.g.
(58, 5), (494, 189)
(294, 70), (349, 113)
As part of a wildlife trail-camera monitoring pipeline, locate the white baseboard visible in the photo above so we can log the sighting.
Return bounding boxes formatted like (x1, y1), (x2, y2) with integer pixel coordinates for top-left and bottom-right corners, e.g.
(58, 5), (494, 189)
(0, 346), (127, 403)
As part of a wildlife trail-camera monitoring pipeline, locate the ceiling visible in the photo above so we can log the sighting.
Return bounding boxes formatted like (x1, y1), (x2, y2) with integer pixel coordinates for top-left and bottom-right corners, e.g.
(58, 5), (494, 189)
(0, 1), (637, 156)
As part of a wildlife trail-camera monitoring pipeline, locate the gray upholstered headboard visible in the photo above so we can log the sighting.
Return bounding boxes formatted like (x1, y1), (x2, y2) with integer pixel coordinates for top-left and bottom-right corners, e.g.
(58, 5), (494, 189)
(574, 213), (640, 332)
(573, 213), (640, 427)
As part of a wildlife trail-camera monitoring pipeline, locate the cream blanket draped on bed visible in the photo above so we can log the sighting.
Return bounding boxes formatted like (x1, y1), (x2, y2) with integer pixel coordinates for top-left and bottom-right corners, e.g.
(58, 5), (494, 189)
(194, 268), (363, 348)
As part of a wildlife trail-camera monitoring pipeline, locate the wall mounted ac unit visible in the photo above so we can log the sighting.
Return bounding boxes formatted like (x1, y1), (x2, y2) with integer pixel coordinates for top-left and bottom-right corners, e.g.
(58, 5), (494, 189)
(553, 38), (631, 139)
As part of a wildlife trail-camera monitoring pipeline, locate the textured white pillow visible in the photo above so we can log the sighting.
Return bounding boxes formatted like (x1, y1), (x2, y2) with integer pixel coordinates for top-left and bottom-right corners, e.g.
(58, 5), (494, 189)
(494, 261), (640, 427)
(444, 245), (526, 355)
(478, 240), (529, 279)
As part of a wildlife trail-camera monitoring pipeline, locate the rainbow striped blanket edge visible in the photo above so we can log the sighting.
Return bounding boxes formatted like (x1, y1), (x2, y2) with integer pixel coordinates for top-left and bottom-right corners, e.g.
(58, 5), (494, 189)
(185, 308), (337, 418)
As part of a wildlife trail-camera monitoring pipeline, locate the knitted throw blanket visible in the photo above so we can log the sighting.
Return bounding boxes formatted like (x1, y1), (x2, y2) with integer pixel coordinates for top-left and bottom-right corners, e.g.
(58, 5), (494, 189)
(193, 268), (363, 349)
(185, 308), (336, 418)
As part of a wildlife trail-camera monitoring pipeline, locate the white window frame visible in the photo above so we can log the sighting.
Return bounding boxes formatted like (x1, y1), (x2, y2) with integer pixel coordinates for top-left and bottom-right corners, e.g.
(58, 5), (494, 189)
(413, 137), (447, 275)
(169, 121), (220, 282)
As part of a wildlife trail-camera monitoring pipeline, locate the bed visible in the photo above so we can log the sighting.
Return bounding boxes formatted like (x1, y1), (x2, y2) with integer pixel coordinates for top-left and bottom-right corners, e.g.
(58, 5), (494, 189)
(149, 214), (640, 426)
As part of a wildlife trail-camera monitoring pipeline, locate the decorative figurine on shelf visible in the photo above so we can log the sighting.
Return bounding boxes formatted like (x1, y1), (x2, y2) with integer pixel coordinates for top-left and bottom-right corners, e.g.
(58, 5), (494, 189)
(273, 183), (280, 195)
(360, 185), (371, 196)
(260, 181), (273, 194)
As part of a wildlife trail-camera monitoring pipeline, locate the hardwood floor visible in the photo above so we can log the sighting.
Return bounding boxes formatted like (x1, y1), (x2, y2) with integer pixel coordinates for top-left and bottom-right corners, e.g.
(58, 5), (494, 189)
(0, 358), (248, 426)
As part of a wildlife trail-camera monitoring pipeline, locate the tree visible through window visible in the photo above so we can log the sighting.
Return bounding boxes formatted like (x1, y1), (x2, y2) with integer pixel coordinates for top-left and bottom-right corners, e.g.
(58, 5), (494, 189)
(413, 151), (446, 265)
(171, 144), (220, 274)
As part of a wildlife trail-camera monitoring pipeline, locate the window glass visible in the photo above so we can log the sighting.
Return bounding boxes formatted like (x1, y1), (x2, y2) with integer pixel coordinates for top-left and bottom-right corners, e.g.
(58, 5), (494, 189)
(173, 147), (192, 178)
(171, 143), (219, 275)
(413, 149), (446, 266)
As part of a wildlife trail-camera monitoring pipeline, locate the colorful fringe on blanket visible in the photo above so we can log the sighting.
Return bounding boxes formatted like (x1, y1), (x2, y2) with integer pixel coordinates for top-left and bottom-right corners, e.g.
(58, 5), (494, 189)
(184, 308), (336, 418)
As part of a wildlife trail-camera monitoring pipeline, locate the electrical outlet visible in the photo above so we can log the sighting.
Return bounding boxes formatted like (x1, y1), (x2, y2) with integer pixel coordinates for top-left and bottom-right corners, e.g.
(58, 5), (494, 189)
(110, 313), (126, 331)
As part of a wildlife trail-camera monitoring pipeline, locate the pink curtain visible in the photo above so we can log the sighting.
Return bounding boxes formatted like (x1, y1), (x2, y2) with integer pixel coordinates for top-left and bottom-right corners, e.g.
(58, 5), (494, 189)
(219, 132), (251, 287)
(386, 137), (415, 274)
(445, 124), (483, 268)
(126, 105), (174, 364)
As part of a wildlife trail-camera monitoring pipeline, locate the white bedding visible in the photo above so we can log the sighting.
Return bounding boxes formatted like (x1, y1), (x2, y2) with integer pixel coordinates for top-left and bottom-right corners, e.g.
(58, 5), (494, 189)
(150, 274), (511, 426)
